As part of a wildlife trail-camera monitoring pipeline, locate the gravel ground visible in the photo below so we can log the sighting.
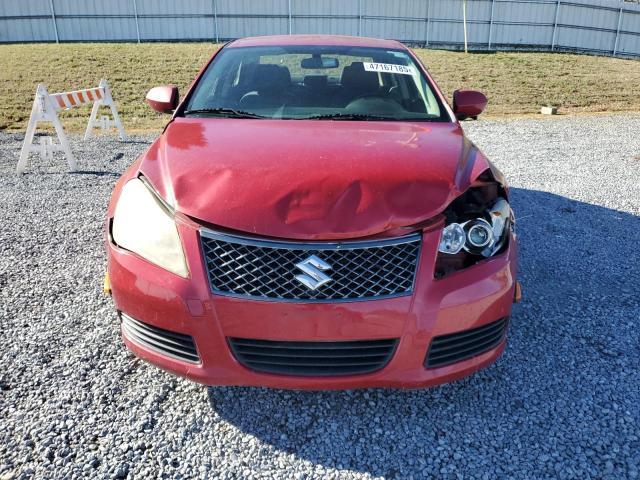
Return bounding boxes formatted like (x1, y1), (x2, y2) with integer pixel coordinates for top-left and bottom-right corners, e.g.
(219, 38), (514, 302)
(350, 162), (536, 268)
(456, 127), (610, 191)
(1, 115), (639, 479)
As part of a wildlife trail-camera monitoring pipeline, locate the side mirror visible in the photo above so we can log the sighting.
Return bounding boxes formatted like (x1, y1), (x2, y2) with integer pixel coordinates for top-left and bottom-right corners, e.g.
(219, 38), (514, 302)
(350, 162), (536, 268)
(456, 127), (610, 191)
(146, 85), (179, 114)
(453, 89), (488, 121)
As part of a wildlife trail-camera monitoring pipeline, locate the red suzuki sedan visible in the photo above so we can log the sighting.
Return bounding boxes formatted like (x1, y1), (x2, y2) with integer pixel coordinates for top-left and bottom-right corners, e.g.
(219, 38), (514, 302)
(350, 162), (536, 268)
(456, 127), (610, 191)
(105, 35), (519, 389)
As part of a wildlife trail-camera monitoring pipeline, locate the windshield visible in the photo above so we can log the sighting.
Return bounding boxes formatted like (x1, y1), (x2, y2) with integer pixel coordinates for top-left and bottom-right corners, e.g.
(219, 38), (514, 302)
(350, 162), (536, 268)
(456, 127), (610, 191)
(183, 45), (449, 121)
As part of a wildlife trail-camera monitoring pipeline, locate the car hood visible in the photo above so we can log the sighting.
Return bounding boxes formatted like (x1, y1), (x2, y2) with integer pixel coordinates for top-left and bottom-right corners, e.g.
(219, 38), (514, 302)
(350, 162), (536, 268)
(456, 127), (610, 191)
(139, 118), (491, 240)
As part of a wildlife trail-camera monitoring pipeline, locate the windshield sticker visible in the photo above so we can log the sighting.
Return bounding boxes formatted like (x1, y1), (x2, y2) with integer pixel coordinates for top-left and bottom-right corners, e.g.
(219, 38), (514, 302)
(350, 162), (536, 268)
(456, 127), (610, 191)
(363, 62), (414, 75)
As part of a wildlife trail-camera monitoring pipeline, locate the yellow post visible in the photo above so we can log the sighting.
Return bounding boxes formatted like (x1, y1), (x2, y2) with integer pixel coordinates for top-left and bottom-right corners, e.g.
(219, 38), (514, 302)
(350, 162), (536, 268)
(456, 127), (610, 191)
(514, 281), (522, 303)
(103, 272), (111, 295)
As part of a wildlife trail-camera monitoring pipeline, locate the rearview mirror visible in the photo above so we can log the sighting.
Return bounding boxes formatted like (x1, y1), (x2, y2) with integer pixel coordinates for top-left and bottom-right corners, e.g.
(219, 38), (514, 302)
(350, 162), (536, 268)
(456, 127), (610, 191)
(301, 56), (339, 69)
(453, 90), (488, 121)
(146, 85), (179, 114)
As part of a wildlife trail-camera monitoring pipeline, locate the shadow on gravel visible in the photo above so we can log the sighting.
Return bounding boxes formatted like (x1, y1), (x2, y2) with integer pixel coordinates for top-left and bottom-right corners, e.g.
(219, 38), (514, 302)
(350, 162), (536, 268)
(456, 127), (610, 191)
(119, 139), (156, 145)
(70, 170), (121, 177)
(18, 170), (121, 177)
(206, 188), (639, 478)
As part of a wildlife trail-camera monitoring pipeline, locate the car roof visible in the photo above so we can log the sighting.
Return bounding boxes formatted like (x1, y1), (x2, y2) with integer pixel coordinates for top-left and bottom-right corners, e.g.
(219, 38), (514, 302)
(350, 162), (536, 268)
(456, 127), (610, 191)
(227, 34), (406, 50)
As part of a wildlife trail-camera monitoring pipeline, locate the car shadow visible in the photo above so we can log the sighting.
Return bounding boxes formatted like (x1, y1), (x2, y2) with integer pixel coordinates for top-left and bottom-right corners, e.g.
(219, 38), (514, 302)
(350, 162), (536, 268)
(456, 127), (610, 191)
(70, 170), (121, 177)
(205, 188), (639, 478)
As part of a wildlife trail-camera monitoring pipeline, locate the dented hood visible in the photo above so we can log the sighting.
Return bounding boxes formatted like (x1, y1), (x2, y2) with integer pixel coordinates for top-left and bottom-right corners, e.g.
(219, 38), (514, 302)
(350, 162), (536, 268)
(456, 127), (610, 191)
(139, 118), (490, 240)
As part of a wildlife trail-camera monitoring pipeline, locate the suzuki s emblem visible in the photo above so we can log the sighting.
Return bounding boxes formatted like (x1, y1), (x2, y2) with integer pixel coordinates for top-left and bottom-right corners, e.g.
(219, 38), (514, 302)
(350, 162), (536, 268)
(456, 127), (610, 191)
(294, 255), (333, 290)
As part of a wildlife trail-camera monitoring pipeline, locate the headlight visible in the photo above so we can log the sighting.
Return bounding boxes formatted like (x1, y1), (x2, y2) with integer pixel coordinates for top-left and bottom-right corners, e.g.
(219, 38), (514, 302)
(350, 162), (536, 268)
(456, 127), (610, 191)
(435, 180), (513, 278)
(439, 223), (466, 254)
(438, 198), (510, 258)
(112, 177), (189, 277)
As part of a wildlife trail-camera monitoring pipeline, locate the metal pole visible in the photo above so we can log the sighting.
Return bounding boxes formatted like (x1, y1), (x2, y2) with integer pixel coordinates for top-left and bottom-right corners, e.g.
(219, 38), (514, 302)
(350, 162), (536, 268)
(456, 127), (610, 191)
(613, 7), (623, 56)
(213, 0), (219, 43)
(132, 0), (141, 43)
(49, 0), (59, 43)
(425, 0), (430, 46)
(357, 0), (362, 36)
(288, 0), (292, 35)
(462, 0), (468, 53)
(488, 0), (495, 50)
(551, 0), (561, 51)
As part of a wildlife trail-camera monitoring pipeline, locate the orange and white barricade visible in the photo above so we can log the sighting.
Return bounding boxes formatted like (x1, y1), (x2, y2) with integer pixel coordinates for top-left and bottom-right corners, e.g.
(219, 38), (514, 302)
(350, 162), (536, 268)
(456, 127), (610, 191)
(17, 79), (126, 174)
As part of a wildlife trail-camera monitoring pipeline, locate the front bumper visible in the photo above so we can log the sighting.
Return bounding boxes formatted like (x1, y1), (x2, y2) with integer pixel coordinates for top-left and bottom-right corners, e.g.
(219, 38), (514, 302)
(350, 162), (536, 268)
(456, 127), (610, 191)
(107, 222), (518, 390)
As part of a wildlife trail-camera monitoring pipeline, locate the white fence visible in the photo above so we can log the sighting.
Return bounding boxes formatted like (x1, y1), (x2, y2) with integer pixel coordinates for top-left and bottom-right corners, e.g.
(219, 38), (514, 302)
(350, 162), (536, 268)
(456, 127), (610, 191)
(1, 0), (639, 58)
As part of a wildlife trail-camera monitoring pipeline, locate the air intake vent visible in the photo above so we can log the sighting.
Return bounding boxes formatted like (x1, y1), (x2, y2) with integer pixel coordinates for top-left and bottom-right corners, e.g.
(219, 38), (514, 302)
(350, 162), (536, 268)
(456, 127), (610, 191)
(121, 313), (200, 363)
(425, 318), (508, 368)
(228, 337), (398, 376)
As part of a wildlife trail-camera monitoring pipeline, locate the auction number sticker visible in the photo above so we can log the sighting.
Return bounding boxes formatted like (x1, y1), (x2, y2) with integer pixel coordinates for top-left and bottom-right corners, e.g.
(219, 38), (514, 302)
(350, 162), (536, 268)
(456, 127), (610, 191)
(363, 62), (414, 75)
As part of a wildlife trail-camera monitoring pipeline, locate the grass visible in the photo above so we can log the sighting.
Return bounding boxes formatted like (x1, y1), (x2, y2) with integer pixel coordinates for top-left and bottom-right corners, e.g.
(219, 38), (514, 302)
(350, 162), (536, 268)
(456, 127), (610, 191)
(0, 43), (639, 132)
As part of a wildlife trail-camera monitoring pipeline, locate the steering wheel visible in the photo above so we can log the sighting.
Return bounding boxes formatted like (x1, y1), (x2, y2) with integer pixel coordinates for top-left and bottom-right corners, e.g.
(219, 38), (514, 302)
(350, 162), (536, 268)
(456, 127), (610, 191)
(345, 95), (402, 113)
(238, 90), (296, 110)
(238, 91), (259, 108)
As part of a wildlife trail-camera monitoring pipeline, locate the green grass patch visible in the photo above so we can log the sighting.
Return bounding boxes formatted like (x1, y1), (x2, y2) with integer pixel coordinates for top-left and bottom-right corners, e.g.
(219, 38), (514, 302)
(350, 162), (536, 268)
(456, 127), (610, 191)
(1, 43), (638, 132)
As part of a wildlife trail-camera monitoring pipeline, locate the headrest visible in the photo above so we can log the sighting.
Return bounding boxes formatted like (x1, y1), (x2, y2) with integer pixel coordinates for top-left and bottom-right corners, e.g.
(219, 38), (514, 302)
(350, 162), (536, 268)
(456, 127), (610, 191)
(241, 64), (291, 91)
(304, 75), (329, 89)
(340, 62), (380, 91)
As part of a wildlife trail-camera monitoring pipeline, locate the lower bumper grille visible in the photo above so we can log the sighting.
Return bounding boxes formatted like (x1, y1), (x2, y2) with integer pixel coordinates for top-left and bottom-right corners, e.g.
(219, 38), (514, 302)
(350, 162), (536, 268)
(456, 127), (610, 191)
(121, 313), (200, 363)
(228, 337), (398, 376)
(425, 317), (508, 368)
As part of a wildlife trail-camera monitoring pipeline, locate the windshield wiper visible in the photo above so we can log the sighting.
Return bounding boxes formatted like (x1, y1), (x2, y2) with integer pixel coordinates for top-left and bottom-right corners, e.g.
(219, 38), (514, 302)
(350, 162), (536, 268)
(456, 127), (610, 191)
(182, 108), (266, 119)
(302, 113), (442, 122)
(301, 113), (398, 121)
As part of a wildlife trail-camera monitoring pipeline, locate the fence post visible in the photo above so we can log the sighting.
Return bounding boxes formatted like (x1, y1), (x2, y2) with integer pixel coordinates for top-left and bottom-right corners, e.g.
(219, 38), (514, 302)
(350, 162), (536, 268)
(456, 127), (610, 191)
(213, 0), (219, 43)
(358, 0), (362, 36)
(49, 0), (59, 43)
(613, 6), (623, 56)
(132, 0), (141, 43)
(288, 0), (292, 34)
(488, 0), (495, 50)
(425, 0), (430, 46)
(462, 0), (468, 53)
(551, 0), (561, 51)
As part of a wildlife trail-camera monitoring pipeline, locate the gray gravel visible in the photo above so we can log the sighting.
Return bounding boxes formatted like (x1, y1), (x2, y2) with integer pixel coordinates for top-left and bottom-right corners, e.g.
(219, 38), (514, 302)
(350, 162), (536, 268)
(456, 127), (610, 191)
(1, 114), (639, 479)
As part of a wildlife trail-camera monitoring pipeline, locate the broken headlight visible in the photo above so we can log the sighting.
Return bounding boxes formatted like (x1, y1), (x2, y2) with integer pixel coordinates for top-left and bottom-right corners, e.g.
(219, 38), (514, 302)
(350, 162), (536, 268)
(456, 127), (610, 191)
(438, 198), (510, 257)
(435, 182), (513, 278)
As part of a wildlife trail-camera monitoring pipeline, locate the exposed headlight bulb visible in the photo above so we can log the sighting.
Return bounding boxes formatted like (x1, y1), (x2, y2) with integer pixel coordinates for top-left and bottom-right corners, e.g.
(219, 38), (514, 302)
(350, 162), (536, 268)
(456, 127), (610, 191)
(468, 224), (491, 246)
(438, 223), (466, 254)
(465, 219), (494, 248)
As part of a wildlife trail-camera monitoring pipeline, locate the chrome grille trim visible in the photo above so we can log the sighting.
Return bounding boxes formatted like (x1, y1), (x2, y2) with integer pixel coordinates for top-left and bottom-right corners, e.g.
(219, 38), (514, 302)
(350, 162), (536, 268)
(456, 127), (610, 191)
(200, 229), (422, 302)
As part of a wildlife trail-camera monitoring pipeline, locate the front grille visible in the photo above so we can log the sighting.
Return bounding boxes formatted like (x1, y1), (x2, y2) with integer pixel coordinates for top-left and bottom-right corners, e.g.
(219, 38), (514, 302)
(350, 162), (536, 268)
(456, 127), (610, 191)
(121, 313), (200, 363)
(425, 318), (508, 368)
(228, 337), (398, 376)
(200, 230), (421, 302)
